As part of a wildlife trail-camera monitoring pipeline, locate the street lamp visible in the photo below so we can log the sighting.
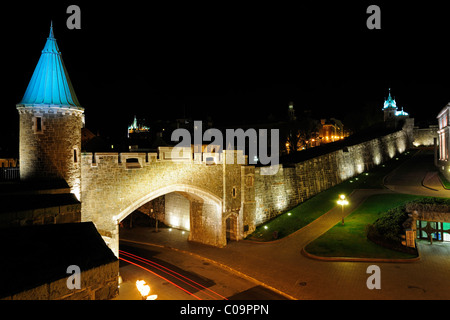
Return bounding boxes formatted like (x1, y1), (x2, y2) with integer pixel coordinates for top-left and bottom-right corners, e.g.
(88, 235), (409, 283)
(337, 194), (349, 225)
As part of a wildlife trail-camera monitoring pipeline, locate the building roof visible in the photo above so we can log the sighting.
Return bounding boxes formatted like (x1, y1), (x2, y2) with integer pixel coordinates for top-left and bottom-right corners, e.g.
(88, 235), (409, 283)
(0, 222), (117, 298)
(17, 22), (83, 110)
(383, 88), (397, 110)
(395, 108), (409, 117)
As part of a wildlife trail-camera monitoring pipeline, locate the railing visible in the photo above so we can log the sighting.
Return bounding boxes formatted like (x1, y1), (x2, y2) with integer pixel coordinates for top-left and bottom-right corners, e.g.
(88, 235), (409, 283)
(0, 167), (20, 181)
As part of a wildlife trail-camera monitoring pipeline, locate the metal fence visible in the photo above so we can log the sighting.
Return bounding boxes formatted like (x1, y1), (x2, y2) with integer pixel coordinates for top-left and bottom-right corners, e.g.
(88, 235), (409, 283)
(0, 167), (20, 181)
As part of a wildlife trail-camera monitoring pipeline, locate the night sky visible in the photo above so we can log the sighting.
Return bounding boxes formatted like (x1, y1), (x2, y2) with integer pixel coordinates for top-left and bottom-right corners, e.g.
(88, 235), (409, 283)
(3, 1), (450, 153)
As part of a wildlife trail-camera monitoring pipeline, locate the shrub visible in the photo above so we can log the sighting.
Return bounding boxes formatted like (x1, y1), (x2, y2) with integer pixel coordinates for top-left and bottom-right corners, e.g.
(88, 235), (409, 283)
(405, 197), (450, 214)
(367, 205), (417, 255)
(371, 206), (408, 242)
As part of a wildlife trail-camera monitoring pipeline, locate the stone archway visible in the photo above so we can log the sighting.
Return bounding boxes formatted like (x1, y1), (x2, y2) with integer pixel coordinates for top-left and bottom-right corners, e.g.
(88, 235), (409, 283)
(109, 184), (225, 256)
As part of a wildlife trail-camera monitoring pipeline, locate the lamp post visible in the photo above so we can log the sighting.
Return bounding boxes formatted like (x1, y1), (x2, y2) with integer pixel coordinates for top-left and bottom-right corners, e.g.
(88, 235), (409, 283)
(337, 194), (349, 225)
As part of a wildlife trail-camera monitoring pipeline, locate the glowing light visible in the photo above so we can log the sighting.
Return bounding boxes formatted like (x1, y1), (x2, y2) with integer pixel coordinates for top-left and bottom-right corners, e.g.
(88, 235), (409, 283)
(264, 225), (268, 230)
(120, 256), (202, 300)
(356, 164), (363, 173)
(120, 250), (228, 300)
(136, 280), (150, 297)
(374, 155), (381, 165)
(287, 212), (291, 216)
(337, 195), (349, 225)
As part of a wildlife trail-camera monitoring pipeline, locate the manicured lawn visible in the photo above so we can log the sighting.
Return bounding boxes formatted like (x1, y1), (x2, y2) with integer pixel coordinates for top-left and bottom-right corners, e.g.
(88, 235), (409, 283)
(247, 150), (416, 242)
(304, 193), (423, 259)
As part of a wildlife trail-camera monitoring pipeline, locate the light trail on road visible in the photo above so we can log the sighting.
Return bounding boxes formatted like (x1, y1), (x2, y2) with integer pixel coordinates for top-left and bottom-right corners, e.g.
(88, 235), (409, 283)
(119, 249), (228, 300)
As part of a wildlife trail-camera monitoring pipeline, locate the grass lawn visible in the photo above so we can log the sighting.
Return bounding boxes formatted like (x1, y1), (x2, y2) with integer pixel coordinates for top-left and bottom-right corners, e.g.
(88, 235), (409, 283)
(247, 150), (416, 242)
(304, 193), (423, 259)
(438, 171), (450, 189)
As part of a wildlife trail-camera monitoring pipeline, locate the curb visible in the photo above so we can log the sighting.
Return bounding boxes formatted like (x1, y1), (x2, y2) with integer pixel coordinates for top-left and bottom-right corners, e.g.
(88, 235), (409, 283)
(421, 172), (439, 191)
(119, 238), (298, 300)
(300, 246), (420, 263)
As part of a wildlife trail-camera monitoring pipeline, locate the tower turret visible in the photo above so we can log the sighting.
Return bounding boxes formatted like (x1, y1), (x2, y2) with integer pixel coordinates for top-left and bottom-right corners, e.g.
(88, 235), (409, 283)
(16, 22), (84, 199)
(383, 88), (397, 121)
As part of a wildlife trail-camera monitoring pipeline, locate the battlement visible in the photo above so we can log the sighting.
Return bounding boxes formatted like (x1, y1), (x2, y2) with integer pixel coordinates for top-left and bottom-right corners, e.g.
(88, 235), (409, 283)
(81, 147), (248, 168)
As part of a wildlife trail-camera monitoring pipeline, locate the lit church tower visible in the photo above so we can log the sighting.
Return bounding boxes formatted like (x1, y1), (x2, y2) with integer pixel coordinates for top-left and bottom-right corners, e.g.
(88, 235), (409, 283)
(16, 22), (84, 199)
(382, 88), (409, 124)
(383, 88), (398, 121)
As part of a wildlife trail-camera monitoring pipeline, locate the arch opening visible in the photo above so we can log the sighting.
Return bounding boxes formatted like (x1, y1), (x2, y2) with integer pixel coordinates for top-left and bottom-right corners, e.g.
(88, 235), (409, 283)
(111, 184), (225, 256)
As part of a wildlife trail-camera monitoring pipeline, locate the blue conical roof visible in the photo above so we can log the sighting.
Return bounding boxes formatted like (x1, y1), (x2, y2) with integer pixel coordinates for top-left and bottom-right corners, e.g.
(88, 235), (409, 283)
(17, 22), (82, 110)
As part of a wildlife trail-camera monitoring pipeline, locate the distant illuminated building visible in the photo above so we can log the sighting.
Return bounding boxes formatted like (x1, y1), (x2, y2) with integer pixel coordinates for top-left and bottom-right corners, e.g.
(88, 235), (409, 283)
(437, 104), (450, 168)
(319, 118), (345, 144)
(383, 88), (409, 122)
(128, 115), (150, 138)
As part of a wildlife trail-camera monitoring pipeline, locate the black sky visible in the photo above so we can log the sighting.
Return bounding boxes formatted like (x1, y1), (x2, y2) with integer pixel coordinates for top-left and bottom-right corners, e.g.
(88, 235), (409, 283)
(3, 1), (450, 152)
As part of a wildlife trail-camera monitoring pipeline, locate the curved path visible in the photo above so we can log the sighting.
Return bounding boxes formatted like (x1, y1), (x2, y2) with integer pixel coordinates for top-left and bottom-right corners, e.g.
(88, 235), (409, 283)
(121, 149), (450, 299)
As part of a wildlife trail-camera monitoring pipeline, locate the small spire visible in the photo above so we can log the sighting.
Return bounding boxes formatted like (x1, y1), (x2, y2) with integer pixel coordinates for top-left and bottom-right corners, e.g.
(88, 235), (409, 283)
(49, 21), (54, 39)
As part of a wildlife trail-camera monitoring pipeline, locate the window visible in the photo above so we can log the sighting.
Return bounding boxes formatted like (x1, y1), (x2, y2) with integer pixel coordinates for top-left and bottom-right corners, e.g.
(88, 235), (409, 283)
(36, 117), (42, 132)
(231, 187), (237, 198)
(73, 149), (77, 163)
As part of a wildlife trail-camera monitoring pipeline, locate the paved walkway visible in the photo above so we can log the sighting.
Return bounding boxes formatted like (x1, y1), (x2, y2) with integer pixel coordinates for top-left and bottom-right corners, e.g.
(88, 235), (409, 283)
(384, 149), (450, 197)
(121, 149), (450, 299)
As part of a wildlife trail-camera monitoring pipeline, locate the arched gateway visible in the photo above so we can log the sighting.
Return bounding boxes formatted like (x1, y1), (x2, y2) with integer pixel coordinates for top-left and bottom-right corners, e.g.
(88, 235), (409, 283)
(15, 23), (257, 258)
(80, 150), (256, 257)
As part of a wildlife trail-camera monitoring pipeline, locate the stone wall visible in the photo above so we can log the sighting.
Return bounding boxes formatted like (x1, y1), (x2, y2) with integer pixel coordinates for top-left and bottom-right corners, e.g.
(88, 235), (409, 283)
(80, 150), (249, 255)
(1, 261), (118, 300)
(164, 192), (191, 230)
(0, 196), (80, 229)
(413, 125), (438, 147)
(254, 129), (411, 225)
(17, 106), (83, 199)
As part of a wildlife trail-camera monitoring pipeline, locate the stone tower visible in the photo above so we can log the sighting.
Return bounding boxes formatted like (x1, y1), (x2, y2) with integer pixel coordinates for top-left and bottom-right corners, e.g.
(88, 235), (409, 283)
(16, 22), (84, 199)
